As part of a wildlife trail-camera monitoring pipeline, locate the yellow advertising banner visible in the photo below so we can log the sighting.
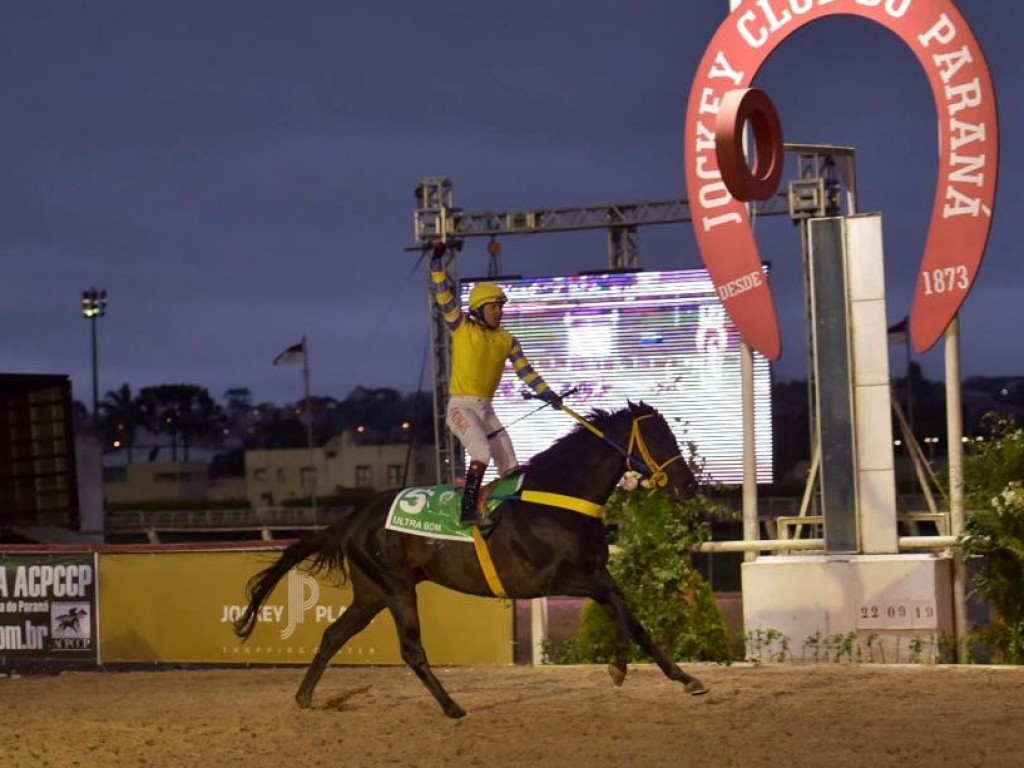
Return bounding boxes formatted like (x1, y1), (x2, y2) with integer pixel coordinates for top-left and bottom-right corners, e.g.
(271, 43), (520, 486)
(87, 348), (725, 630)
(98, 550), (513, 665)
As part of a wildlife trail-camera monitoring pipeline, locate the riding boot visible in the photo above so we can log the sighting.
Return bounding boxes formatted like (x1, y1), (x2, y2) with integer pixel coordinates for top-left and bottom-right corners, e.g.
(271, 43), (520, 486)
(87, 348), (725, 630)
(460, 460), (489, 527)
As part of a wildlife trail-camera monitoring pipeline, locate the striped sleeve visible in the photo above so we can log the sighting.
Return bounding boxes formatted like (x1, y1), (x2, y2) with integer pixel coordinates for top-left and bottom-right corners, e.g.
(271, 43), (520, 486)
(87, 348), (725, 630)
(508, 336), (551, 396)
(430, 257), (463, 331)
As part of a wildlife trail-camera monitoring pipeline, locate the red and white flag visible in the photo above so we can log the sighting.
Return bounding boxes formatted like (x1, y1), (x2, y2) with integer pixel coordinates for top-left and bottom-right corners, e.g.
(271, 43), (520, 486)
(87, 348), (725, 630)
(273, 338), (306, 366)
(887, 316), (909, 346)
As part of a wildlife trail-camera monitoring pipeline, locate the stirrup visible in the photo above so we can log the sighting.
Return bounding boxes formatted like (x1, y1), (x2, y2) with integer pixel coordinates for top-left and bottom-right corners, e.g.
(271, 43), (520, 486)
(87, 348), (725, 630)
(460, 512), (494, 529)
(460, 503), (493, 529)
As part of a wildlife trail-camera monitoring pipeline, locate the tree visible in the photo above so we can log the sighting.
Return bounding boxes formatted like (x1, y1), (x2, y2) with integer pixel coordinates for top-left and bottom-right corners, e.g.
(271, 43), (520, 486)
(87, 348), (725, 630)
(222, 387), (255, 444)
(402, 389), (435, 445)
(339, 386), (405, 442)
(136, 384), (224, 460)
(99, 383), (144, 461)
(247, 402), (307, 449)
(301, 395), (343, 446)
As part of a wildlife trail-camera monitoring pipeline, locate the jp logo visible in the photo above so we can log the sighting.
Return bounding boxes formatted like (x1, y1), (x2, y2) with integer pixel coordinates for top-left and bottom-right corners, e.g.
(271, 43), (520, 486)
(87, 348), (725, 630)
(685, 0), (998, 357)
(282, 569), (319, 640)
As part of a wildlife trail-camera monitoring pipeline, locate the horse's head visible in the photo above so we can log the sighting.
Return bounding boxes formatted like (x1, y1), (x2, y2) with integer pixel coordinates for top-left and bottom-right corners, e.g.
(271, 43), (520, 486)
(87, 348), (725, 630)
(625, 402), (699, 499)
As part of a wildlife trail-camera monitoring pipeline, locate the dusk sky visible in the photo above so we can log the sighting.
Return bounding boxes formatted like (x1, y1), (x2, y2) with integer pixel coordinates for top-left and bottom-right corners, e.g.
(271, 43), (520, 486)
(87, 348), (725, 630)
(2, 0), (1018, 408)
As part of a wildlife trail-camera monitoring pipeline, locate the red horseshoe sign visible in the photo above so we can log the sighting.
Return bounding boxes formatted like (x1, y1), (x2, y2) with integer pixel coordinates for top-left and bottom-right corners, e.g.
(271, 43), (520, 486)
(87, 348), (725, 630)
(685, 0), (998, 359)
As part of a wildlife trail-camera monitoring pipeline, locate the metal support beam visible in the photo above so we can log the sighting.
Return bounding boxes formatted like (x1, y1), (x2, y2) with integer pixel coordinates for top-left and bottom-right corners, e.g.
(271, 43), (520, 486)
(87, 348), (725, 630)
(415, 190), (790, 246)
(426, 265), (460, 485)
(808, 217), (858, 553)
(695, 535), (958, 554)
(608, 226), (640, 271)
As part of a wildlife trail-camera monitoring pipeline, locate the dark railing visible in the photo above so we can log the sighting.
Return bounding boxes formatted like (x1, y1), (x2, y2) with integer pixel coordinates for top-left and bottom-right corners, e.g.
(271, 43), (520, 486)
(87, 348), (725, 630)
(104, 506), (353, 533)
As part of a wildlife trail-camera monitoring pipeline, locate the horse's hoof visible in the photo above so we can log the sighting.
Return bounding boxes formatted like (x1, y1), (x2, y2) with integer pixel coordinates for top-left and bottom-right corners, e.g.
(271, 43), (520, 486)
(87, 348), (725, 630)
(295, 693), (312, 709)
(606, 663), (626, 687)
(444, 702), (467, 719)
(685, 680), (709, 696)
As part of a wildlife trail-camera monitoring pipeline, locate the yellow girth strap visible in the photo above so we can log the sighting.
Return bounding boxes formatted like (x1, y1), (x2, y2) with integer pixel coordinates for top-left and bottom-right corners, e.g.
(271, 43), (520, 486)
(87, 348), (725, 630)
(471, 527), (507, 598)
(520, 490), (604, 518)
(469, 490), (604, 598)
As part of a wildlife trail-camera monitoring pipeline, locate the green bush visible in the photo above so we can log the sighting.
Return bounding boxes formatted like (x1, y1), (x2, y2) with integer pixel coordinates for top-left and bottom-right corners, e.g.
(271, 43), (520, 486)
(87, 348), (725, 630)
(963, 414), (1024, 503)
(554, 487), (735, 664)
(961, 415), (1024, 663)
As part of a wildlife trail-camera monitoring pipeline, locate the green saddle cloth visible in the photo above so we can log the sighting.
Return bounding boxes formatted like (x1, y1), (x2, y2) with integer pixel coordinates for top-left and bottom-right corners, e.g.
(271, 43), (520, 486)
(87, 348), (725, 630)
(384, 475), (523, 541)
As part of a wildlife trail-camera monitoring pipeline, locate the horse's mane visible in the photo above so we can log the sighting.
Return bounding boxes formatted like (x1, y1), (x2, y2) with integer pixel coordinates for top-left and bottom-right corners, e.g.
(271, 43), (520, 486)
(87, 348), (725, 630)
(527, 401), (659, 470)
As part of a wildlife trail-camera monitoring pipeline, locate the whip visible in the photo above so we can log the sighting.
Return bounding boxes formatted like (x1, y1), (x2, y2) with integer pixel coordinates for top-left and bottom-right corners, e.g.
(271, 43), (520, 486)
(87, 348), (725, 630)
(485, 386), (578, 438)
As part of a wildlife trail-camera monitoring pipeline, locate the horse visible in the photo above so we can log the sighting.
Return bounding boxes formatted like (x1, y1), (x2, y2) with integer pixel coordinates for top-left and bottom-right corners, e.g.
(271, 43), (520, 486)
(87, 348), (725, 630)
(233, 401), (707, 718)
(56, 607), (87, 634)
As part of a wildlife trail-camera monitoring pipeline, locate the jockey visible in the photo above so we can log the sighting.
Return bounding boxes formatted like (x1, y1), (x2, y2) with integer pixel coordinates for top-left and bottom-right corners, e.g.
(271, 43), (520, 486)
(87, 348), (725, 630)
(429, 241), (562, 527)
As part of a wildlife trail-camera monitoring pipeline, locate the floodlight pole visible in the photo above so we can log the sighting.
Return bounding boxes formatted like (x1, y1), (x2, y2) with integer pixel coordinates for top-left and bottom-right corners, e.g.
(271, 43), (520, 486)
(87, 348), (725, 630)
(81, 287), (108, 426)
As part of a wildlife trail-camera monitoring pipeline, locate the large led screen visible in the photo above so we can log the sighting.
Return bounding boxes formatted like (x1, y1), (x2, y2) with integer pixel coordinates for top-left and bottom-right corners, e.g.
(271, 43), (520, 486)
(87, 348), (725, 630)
(460, 268), (773, 485)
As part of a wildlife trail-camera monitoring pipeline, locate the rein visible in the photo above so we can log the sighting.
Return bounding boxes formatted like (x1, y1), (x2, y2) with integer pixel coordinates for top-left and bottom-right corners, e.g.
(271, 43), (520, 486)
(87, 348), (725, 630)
(559, 405), (684, 491)
(488, 403), (686, 517)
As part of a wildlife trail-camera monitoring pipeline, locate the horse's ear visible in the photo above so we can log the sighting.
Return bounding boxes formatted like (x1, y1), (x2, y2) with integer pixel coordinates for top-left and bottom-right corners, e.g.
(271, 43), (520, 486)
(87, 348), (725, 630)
(626, 398), (636, 409)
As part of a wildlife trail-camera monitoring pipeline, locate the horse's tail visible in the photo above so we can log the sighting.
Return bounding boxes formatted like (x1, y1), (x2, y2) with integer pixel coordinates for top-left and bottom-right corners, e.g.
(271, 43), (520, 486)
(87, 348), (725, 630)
(233, 524), (350, 641)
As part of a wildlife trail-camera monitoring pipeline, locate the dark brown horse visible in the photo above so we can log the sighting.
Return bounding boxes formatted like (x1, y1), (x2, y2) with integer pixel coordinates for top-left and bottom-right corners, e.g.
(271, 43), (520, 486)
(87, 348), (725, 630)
(234, 401), (706, 717)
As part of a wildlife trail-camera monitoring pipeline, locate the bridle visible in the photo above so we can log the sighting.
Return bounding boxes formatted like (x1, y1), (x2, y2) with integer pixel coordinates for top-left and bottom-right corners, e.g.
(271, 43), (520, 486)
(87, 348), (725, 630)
(560, 405), (688, 492)
(626, 412), (686, 490)
(487, 405), (694, 521)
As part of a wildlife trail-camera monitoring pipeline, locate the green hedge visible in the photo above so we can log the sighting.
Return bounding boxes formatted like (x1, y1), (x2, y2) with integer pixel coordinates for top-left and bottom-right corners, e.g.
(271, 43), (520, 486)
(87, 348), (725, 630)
(551, 487), (736, 664)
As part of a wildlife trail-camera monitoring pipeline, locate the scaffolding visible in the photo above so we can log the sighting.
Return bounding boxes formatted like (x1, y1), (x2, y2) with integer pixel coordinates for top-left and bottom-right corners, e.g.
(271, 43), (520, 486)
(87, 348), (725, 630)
(412, 145), (853, 484)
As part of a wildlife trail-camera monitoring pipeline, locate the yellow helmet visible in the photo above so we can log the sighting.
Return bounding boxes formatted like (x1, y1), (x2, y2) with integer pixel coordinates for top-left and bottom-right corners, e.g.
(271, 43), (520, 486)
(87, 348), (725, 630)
(468, 282), (507, 311)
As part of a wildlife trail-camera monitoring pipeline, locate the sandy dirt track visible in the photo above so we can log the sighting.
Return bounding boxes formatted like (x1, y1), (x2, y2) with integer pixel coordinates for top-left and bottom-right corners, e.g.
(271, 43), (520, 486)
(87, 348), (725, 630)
(3, 663), (1024, 768)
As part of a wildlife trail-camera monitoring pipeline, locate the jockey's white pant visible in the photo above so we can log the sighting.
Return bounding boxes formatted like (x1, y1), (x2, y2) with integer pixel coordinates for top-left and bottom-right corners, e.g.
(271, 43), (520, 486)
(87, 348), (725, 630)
(446, 395), (518, 476)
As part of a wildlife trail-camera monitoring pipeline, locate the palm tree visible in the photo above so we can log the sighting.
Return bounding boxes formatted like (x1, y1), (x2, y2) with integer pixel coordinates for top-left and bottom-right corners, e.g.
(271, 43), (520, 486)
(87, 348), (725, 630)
(222, 387), (255, 443)
(99, 383), (144, 462)
(137, 384), (224, 460)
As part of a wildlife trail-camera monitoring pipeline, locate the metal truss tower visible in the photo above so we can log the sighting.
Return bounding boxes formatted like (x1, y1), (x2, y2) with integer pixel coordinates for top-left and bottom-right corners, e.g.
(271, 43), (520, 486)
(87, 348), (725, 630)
(413, 145), (853, 484)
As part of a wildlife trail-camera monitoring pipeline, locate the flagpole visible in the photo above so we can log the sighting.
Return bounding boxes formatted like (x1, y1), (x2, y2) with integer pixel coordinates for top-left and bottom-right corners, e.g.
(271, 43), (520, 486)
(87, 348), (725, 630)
(888, 316), (913, 443)
(905, 328), (913, 441)
(301, 334), (317, 513)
